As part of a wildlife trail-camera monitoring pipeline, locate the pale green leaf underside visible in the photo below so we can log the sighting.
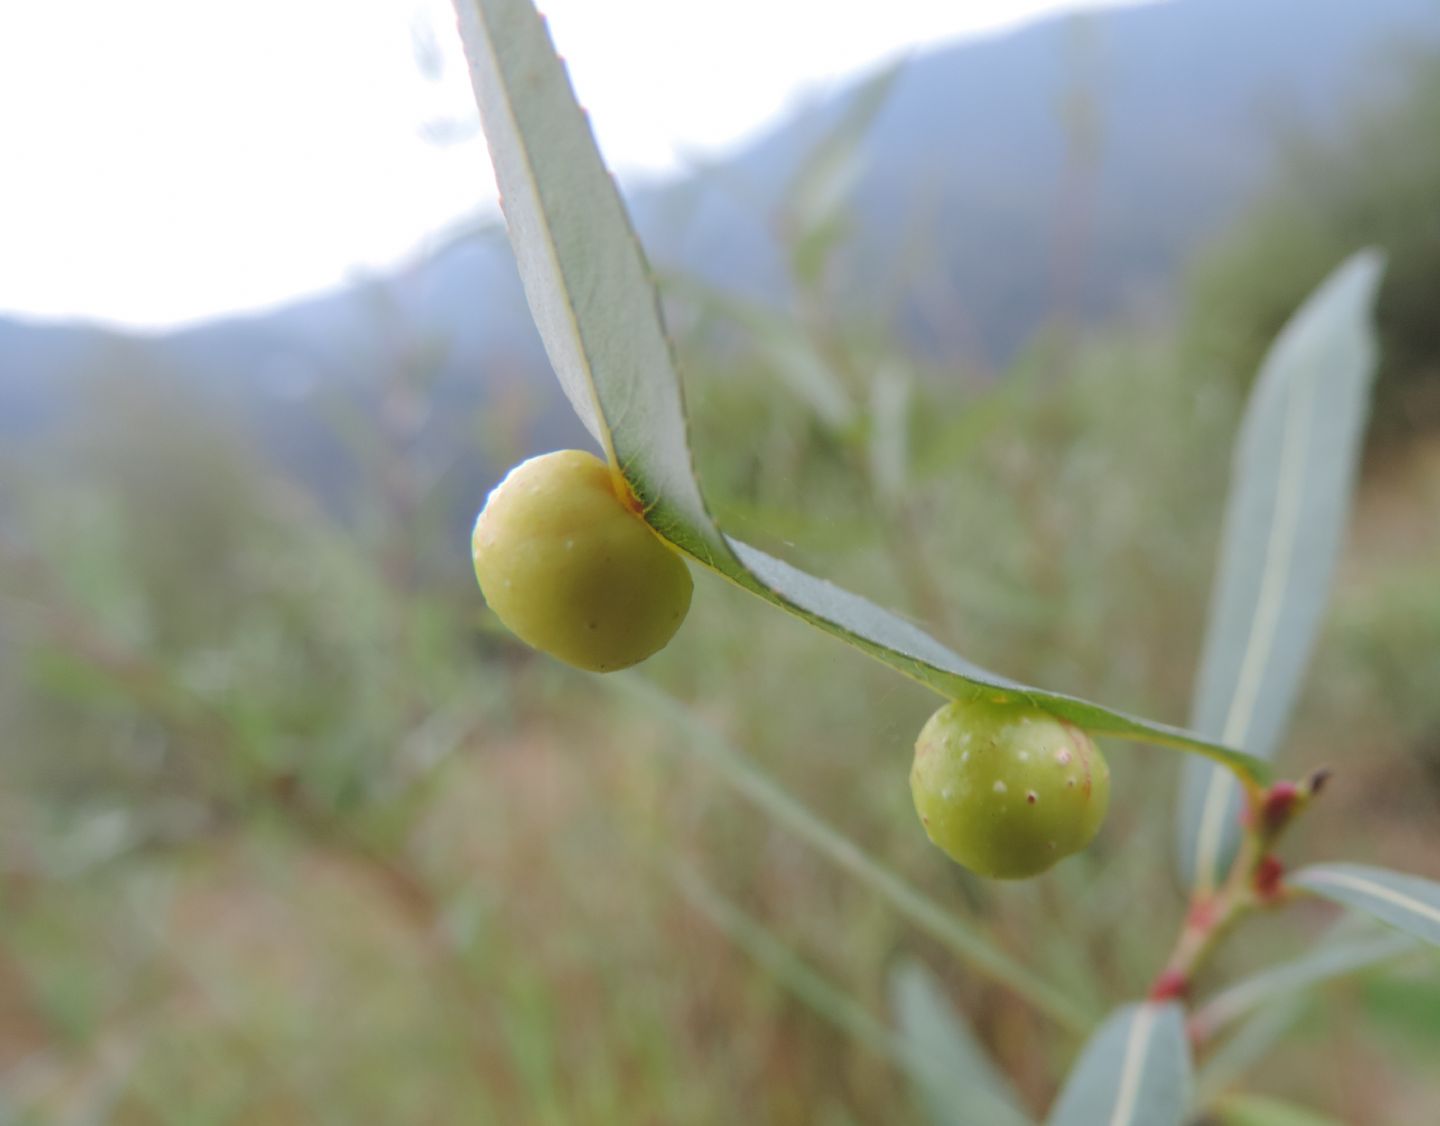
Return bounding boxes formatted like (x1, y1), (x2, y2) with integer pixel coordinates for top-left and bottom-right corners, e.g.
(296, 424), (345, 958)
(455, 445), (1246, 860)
(1199, 926), (1417, 1036)
(453, 0), (1265, 780)
(889, 959), (1034, 1126)
(1292, 863), (1440, 947)
(1046, 1003), (1192, 1126)
(1195, 997), (1304, 1104)
(1178, 251), (1384, 892)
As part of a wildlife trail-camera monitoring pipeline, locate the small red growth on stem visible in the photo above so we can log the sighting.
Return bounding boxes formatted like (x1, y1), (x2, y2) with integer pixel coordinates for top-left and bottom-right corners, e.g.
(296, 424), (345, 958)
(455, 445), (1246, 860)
(1260, 781), (1301, 833)
(1254, 854), (1285, 901)
(1149, 969), (1190, 1003)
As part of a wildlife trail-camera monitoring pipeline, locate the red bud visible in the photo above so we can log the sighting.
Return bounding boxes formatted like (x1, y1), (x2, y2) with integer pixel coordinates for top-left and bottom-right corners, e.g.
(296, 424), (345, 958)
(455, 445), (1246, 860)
(1260, 782), (1301, 833)
(1254, 854), (1285, 901)
(1149, 968), (1190, 1002)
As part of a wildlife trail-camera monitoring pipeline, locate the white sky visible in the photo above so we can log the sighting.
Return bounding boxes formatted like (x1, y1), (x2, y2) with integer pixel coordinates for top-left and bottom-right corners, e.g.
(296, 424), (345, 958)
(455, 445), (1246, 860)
(0, 0), (1139, 330)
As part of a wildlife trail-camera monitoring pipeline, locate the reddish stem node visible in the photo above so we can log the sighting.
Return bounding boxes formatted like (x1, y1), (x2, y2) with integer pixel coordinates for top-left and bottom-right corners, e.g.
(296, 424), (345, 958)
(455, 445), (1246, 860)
(1260, 781), (1301, 833)
(1254, 854), (1286, 902)
(1149, 968), (1190, 1003)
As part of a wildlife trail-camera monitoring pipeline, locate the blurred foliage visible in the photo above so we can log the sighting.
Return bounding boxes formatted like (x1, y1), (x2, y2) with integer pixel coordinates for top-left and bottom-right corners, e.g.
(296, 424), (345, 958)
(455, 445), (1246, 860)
(6, 290), (1436, 1120)
(1187, 48), (1440, 442)
(1336, 553), (1440, 786)
(4, 58), (1440, 1123)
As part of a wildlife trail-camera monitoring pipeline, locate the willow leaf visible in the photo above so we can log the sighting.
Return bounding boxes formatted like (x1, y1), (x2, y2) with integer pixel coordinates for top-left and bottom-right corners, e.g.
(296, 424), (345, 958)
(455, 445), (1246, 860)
(1197, 925), (1418, 1037)
(1046, 1003), (1192, 1126)
(1292, 863), (1440, 947)
(452, 0), (1267, 781)
(889, 958), (1033, 1126)
(1178, 251), (1384, 891)
(679, 870), (1041, 1125)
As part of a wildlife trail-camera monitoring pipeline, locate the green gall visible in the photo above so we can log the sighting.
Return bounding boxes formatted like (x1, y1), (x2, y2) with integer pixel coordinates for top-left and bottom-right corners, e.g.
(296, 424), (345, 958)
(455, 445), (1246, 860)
(910, 696), (1110, 879)
(472, 449), (693, 672)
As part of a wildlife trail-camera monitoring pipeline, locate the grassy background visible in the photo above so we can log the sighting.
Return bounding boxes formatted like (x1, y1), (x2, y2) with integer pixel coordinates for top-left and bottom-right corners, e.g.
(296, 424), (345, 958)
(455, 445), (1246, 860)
(5, 51), (1440, 1125)
(3, 315), (1439, 1123)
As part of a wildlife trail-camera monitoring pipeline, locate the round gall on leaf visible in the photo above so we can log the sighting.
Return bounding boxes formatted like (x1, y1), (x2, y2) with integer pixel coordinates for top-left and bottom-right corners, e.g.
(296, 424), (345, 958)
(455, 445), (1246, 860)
(472, 450), (693, 672)
(910, 696), (1110, 880)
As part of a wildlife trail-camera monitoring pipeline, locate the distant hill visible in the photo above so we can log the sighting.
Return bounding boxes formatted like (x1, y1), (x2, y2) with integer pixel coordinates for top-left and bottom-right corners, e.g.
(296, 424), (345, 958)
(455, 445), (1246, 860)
(5, 0), (1440, 495)
(664, 0), (1440, 358)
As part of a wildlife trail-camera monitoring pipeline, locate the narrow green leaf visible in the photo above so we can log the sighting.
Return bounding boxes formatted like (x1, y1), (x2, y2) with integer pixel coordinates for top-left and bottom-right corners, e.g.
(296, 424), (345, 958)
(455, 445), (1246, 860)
(618, 675), (1093, 1031)
(868, 364), (911, 504)
(664, 275), (855, 429)
(677, 869), (1043, 1125)
(786, 60), (902, 238)
(1214, 1093), (1346, 1126)
(712, 538), (1267, 779)
(1195, 995), (1306, 1104)
(1194, 919), (1423, 1100)
(453, 0), (715, 538)
(889, 959), (1034, 1126)
(1178, 250), (1385, 892)
(784, 61), (903, 288)
(1292, 863), (1440, 947)
(1046, 1003), (1192, 1126)
(1196, 926), (1418, 1038)
(452, 0), (1267, 781)
(673, 865), (902, 1064)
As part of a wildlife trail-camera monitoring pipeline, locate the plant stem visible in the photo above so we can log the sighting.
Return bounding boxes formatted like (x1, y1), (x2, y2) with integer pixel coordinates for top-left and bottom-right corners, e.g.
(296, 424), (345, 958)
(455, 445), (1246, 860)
(1147, 774), (1325, 1031)
(1150, 820), (1265, 1004)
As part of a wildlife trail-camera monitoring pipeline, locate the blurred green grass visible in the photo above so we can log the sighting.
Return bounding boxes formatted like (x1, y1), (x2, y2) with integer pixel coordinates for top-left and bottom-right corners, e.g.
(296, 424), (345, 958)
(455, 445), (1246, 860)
(2, 282), (1439, 1122)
